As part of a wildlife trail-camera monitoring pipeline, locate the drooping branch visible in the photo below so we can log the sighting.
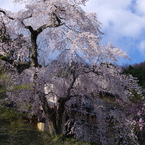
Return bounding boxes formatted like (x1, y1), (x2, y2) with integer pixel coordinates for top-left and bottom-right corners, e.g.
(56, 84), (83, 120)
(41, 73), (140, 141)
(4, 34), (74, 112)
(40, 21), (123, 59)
(65, 74), (77, 102)
(57, 67), (77, 104)
(0, 9), (14, 20)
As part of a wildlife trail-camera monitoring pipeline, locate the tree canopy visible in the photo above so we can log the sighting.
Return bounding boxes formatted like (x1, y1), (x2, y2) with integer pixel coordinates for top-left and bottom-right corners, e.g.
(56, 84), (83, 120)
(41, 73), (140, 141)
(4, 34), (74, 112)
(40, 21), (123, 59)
(0, 0), (128, 68)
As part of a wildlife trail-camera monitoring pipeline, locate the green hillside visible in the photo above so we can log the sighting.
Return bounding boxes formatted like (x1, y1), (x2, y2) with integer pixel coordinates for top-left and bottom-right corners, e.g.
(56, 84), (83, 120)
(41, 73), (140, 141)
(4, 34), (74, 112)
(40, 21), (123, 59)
(122, 61), (145, 89)
(0, 107), (97, 145)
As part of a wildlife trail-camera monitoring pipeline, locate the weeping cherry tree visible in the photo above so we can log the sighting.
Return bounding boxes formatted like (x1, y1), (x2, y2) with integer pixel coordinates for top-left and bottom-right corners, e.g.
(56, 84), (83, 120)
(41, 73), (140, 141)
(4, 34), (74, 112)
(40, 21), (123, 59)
(0, 0), (143, 144)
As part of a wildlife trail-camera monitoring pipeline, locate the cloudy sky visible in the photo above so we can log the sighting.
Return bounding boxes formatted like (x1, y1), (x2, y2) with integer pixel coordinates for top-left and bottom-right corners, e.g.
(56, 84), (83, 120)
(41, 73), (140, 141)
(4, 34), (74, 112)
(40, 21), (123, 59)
(1, 0), (145, 65)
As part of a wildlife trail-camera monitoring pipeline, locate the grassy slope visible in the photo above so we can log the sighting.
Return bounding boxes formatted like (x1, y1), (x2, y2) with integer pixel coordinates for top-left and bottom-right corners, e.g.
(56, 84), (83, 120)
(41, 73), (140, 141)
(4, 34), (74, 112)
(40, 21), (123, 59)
(0, 107), (98, 145)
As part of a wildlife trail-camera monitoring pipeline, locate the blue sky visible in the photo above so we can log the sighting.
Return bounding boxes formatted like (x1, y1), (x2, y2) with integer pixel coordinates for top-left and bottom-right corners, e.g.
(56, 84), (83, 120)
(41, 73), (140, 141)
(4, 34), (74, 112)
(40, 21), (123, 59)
(82, 0), (145, 65)
(1, 0), (145, 66)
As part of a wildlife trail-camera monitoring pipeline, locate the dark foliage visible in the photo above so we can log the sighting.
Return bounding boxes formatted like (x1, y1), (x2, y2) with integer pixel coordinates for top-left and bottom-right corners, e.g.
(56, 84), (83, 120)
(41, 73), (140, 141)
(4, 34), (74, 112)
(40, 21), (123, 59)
(122, 61), (145, 88)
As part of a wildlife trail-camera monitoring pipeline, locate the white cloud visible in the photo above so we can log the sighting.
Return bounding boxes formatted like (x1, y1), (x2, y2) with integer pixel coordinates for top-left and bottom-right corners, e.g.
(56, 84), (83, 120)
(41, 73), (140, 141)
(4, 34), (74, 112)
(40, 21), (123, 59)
(83, 0), (145, 38)
(1, 0), (25, 12)
(139, 40), (145, 54)
(135, 0), (145, 15)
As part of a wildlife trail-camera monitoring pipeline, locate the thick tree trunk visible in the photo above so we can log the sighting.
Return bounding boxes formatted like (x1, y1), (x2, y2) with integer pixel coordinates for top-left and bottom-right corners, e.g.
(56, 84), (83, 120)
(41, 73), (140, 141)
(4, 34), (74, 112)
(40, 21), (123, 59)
(46, 101), (66, 135)
(55, 98), (65, 134)
(38, 92), (66, 136)
(38, 92), (57, 136)
(30, 32), (39, 67)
